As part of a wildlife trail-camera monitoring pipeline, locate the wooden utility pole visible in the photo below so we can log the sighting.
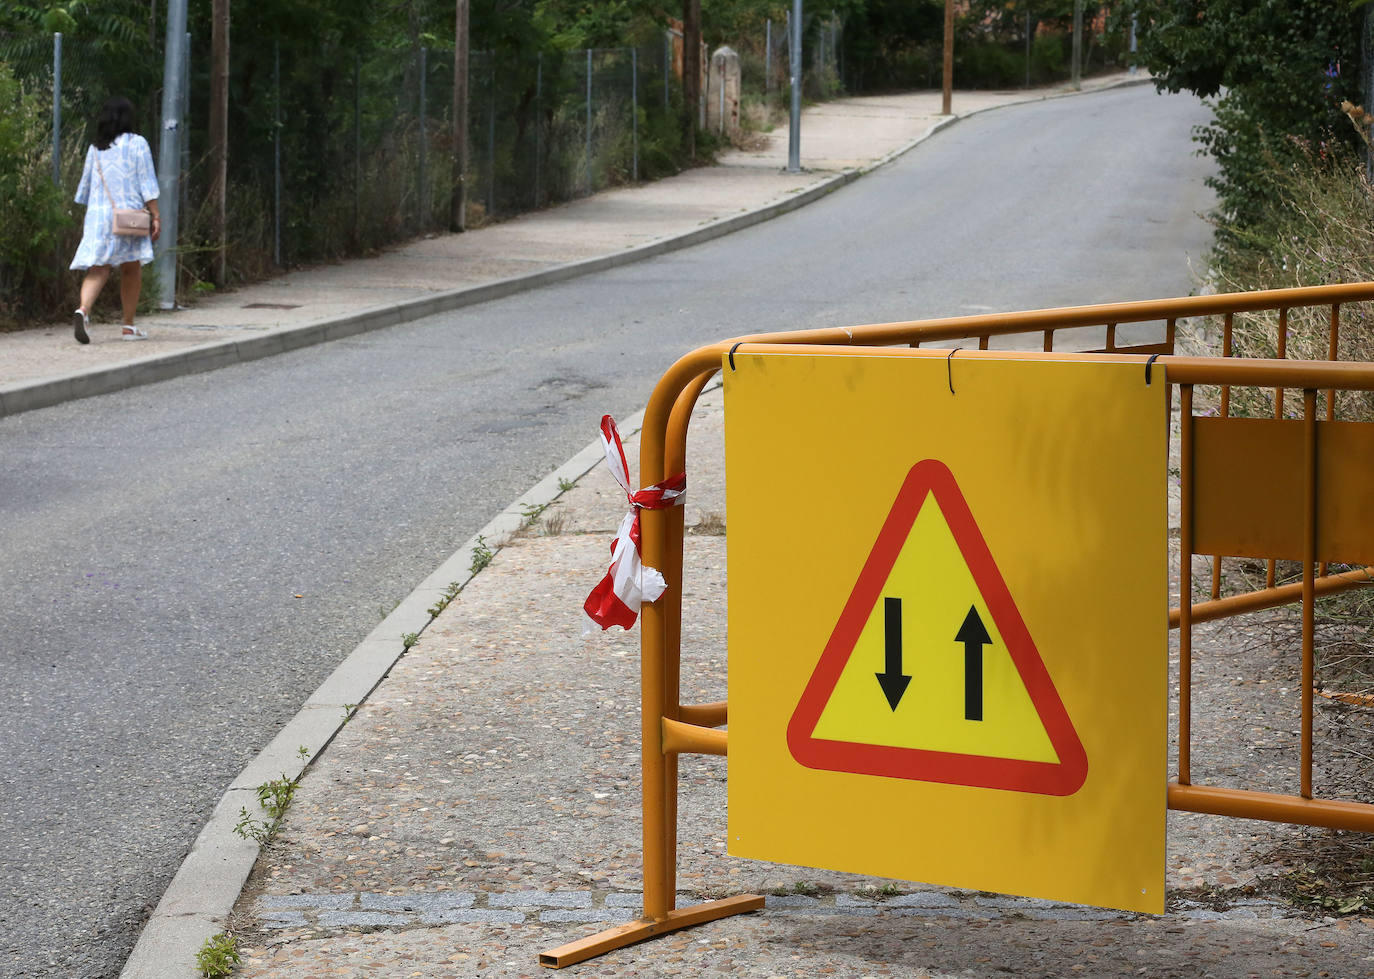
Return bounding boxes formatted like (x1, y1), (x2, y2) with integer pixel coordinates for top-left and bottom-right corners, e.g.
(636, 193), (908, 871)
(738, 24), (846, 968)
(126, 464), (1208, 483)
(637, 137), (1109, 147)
(451, 0), (469, 231)
(208, 0), (228, 282)
(941, 0), (953, 114)
(683, 0), (701, 158)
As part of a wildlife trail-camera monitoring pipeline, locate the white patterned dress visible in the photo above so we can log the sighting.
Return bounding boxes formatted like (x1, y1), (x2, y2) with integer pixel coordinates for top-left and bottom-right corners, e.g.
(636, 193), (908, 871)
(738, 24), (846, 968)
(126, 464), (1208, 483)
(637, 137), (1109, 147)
(70, 132), (160, 270)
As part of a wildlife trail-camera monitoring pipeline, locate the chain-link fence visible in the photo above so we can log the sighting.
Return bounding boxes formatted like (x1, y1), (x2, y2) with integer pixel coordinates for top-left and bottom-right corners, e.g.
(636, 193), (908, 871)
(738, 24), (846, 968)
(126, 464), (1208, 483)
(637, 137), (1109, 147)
(2, 21), (856, 318)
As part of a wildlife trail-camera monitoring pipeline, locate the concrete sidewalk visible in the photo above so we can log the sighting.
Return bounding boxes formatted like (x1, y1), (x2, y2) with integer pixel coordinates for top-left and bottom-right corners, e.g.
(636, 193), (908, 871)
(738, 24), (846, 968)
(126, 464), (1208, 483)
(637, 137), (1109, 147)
(210, 388), (1373, 978)
(111, 74), (1374, 979)
(5, 75), (1134, 419)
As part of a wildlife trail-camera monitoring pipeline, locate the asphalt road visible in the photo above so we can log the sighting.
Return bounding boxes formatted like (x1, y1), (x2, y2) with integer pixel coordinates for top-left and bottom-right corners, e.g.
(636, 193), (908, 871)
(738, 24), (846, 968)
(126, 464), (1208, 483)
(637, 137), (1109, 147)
(0, 83), (1215, 979)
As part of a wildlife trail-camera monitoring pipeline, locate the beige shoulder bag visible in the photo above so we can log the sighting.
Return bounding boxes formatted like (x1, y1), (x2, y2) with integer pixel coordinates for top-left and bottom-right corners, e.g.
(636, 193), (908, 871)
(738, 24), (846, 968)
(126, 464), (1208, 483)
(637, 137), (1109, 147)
(95, 151), (152, 237)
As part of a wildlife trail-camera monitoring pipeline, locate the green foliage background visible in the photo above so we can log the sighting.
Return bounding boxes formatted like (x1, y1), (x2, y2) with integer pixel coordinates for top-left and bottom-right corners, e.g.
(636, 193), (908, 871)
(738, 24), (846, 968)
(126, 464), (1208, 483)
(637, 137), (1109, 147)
(0, 61), (70, 323)
(1126, 0), (1367, 238)
(1, 0), (1130, 324)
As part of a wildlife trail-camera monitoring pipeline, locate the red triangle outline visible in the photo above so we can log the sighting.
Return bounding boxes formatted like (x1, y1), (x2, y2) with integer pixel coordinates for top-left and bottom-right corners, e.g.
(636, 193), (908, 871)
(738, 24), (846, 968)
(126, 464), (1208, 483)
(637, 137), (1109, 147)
(786, 459), (1088, 796)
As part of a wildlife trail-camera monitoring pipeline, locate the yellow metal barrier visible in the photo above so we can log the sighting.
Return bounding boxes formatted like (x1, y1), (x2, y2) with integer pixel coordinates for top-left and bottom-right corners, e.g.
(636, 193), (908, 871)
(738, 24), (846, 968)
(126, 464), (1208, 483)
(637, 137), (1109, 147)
(538, 282), (1374, 969)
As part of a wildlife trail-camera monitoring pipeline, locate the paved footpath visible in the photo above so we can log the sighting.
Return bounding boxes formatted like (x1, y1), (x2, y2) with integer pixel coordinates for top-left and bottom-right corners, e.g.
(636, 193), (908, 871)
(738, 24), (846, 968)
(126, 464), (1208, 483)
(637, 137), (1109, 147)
(9, 75), (1128, 416)
(74, 74), (1372, 976)
(217, 391), (1372, 978)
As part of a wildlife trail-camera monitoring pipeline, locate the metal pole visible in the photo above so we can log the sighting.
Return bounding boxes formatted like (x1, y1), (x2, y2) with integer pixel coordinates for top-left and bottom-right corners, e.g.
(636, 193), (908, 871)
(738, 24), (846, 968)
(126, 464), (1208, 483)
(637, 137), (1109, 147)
(703, 44), (710, 130)
(717, 53), (725, 134)
(1025, 6), (1032, 87)
(535, 53), (543, 208)
(176, 32), (189, 246)
(1071, 0), (1082, 90)
(51, 33), (62, 186)
(354, 57), (361, 241)
(1129, 13), (1138, 75)
(787, 0), (801, 172)
(765, 19), (772, 94)
(834, 16), (841, 91)
(632, 47), (639, 181)
(586, 48), (593, 194)
(941, 0), (953, 114)
(451, 0), (469, 231)
(419, 46), (427, 229)
(180, 31), (190, 215)
(818, 20), (824, 96)
(274, 40), (282, 267)
(664, 31), (670, 113)
(699, 39), (707, 129)
(155, 0), (188, 310)
(487, 60), (495, 217)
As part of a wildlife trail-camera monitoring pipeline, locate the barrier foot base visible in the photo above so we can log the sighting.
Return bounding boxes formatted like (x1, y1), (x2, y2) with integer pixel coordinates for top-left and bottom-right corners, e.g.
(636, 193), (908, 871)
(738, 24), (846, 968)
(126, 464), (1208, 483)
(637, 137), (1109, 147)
(537, 894), (765, 969)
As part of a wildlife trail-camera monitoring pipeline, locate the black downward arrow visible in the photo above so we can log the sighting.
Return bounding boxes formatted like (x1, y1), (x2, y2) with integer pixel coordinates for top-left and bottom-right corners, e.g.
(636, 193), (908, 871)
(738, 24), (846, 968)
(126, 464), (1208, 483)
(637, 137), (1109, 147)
(875, 596), (912, 710)
(955, 606), (991, 721)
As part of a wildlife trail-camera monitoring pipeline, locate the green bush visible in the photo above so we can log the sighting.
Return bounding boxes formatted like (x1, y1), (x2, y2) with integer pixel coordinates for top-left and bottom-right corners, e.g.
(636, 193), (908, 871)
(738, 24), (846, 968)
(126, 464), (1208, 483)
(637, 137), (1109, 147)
(1127, 0), (1364, 233)
(0, 60), (71, 326)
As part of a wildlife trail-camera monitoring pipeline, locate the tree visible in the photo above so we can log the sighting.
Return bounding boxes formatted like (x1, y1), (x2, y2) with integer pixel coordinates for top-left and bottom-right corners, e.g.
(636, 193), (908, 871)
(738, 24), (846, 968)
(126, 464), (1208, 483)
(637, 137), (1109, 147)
(1125, 0), (1365, 232)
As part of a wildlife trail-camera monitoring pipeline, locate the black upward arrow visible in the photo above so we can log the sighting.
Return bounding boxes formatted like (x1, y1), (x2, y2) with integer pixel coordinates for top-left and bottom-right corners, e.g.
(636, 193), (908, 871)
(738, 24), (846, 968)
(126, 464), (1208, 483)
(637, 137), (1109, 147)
(875, 597), (912, 710)
(955, 606), (991, 721)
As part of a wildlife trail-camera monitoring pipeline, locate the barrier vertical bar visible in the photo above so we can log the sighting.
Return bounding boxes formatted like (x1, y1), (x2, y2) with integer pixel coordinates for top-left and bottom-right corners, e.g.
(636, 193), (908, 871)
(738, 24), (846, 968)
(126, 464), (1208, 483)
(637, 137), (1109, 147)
(1219, 312), (1233, 416)
(1275, 307), (1289, 414)
(1268, 309), (1289, 589)
(1327, 304), (1341, 422)
(1301, 388), (1317, 799)
(1212, 311), (1234, 600)
(1178, 383), (1194, 785)
(639, 500), (671, 924)
(1320, 304), (1340, 579)
(662, 373), (710, 903)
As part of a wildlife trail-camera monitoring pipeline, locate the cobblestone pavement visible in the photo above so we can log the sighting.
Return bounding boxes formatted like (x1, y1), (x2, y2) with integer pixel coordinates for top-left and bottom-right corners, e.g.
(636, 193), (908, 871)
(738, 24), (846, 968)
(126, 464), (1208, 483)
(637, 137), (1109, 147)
(226, 387), (1374, 977)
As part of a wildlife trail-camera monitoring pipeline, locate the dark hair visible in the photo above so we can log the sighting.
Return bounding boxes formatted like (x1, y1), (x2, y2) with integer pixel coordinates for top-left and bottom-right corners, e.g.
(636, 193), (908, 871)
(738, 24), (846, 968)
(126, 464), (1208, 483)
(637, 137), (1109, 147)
(94, 96), (136, 150)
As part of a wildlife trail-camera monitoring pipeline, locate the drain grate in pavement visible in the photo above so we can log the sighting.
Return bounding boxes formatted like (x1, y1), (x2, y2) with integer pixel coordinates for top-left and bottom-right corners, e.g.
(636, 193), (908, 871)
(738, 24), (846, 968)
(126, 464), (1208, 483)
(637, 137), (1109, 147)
(242, 302), (302, 309)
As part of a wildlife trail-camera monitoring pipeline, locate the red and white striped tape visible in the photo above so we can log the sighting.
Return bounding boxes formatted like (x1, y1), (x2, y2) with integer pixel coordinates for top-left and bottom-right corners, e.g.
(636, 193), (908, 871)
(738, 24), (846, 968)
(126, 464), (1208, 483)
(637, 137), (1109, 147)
(583, 415), (686, 632)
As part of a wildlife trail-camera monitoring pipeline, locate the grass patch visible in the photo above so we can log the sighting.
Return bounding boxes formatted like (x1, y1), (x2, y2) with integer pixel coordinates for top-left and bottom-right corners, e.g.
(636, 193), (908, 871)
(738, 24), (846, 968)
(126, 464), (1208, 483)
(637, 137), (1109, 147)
(691, 511), (727, 536)
(233, 776), (298, 846)
(195, 931), (241, 977)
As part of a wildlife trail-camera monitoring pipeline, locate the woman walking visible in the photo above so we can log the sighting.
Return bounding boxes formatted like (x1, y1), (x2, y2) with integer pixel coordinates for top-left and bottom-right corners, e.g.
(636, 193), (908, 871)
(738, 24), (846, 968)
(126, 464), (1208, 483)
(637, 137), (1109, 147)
(70, 96), (161, 343)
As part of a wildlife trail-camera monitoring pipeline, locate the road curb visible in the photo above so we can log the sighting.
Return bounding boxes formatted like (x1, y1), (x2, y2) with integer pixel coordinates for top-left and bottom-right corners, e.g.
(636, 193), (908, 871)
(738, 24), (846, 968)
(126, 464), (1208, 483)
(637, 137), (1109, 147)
(116, 404), (639, 976)
(116, 78), (1149, 974)
(1, 164), (860, 420)
(3, 77), (1151, 422)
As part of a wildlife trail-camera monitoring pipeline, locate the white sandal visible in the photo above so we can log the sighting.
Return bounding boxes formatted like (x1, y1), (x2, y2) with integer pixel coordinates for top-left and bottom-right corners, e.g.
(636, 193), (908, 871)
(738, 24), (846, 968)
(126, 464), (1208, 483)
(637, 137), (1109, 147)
(73, 310), (90, 345)
(121, 326), (148, 341)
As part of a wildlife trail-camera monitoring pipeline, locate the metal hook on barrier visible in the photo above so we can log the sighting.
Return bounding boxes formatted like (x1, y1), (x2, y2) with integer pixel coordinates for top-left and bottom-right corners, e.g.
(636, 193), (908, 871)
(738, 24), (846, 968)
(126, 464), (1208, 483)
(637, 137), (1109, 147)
(1145, 353), (1162, 385)
(947, 346), (964, 394)
(728, 342), (744, 371)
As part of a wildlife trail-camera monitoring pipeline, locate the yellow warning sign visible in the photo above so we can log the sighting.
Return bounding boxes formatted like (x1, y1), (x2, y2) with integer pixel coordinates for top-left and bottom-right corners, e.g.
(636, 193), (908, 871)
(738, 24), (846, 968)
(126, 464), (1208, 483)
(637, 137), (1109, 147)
(790, 457), (1087, 793)
(725, 349), (1166, 913)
